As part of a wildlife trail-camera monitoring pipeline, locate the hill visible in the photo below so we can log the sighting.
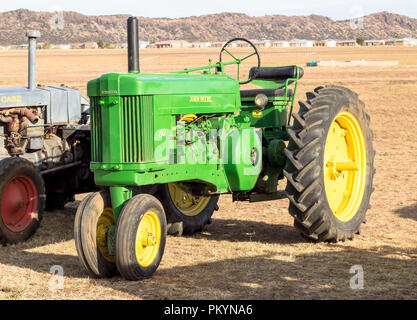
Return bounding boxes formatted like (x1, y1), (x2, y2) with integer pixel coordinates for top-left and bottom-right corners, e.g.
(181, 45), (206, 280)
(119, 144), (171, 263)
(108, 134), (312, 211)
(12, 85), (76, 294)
(0, 9), (416, 44)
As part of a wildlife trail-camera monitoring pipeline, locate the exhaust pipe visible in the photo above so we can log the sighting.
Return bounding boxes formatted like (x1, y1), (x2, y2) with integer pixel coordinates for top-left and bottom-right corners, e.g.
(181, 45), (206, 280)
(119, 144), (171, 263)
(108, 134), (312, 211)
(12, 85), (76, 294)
(26, 30), (41, 91)
(127, 17), (140, 73)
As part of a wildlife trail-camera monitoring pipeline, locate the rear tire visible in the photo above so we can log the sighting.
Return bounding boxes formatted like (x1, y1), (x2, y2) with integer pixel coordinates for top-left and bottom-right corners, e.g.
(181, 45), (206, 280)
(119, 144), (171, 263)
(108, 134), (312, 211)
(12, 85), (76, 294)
(0, 157), (45, 244)
(284, 85), (375, 242)
(74, 191), (117, 278)
(115, 194), (166, 281)
(160, 183), (219, 236)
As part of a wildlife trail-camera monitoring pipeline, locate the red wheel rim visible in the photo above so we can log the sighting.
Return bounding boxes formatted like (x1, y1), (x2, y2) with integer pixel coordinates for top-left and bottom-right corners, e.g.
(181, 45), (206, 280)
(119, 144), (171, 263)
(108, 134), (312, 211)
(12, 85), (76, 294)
(1, 175), (38, 232)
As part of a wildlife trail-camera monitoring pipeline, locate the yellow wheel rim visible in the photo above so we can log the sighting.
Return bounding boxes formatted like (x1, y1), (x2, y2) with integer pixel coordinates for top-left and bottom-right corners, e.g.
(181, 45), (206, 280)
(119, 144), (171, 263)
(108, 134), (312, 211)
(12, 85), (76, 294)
(167, 183), (211, 217)
(96, 208), (115, 262)
(323, 112), (367, 222)
(135, 211), (161, 267)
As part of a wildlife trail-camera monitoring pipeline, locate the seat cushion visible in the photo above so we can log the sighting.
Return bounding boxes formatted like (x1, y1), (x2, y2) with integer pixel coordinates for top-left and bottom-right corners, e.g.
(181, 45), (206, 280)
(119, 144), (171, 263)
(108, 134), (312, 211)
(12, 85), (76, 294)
(240, 88), (293, 99)
(250, 66), (304, 81)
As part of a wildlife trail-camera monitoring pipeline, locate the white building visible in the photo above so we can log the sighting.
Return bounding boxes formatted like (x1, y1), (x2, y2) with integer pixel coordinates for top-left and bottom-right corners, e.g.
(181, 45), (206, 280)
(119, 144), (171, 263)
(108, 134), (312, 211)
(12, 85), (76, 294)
(251, 40), (272, 48)
(271, 41), (290, 47)
(364, 39), (385, 46)
(315, 39), (337, 47)
(290, 39), (315, 47)
(192, 42), (212, 48)
(211, 42), (226, 48)
(336, 40), (358, 47)
(56, 44), (71, 50)
(139, 41), (150, 49)
(401, 38), (417, 46)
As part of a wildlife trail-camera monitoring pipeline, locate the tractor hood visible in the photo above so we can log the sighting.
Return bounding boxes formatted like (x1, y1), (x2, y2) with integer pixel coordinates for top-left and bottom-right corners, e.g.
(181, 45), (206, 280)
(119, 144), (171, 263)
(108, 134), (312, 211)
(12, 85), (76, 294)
(0, 87), (50, 108)
(87, 73), (240, 97)
(0, 86), (89, 124)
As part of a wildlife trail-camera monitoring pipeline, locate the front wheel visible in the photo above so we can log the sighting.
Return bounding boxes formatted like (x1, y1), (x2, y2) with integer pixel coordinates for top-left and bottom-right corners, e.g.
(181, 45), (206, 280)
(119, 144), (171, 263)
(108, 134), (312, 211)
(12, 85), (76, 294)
(284, 85), (375, 242)
(74, 191), (117, 278)
(115, 194), (166, 281)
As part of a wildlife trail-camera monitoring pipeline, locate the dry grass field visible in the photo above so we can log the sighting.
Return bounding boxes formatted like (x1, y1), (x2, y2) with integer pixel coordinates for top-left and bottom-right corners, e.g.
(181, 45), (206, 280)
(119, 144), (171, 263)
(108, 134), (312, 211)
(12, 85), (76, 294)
(0, 46), (416, 299)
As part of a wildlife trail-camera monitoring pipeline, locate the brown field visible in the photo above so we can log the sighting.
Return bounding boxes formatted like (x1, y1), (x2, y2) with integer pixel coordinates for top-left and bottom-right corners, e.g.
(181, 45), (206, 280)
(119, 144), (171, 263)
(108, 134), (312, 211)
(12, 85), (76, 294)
(0, 46), (416, 300)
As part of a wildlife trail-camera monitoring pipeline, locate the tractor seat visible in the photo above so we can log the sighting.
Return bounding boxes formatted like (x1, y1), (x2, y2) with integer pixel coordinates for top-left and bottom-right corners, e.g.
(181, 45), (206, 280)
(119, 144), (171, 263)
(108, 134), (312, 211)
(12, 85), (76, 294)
(240, 88), (293, 99)
(249, 65), (304, 81)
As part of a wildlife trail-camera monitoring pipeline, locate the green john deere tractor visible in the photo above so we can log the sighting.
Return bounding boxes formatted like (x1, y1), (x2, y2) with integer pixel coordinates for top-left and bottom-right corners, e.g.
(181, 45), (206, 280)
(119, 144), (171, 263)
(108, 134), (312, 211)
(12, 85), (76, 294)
(74, 17), (375, 281)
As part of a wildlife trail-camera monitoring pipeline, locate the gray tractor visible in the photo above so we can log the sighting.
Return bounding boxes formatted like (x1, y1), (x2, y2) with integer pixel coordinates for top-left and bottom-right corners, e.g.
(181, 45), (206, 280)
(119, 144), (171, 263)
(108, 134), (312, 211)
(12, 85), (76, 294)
(0, 31), (95, 244)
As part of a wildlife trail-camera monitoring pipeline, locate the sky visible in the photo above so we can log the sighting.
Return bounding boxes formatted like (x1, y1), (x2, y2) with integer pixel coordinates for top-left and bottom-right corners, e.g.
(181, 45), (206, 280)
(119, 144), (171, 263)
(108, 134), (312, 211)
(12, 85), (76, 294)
(1, 0), (416, 20)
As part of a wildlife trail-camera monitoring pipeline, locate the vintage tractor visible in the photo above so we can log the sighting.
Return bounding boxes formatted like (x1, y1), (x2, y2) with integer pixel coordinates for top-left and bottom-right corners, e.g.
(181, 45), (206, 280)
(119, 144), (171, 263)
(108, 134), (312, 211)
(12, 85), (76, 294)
(75, 17), (375, 280)
(0, 31), (95, 244)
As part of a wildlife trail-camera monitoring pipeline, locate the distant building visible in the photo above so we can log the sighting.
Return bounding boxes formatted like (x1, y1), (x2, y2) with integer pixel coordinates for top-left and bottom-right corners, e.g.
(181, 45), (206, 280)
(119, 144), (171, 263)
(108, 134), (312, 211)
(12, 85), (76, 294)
(70, 43), (83, 49)
(56, 44), (71, 50)
(364, 40), (385, 46)
(336, 40), (358, 47)
(385, 39), (397, 46)
(385, 38), (417, 46)
(271, 41), (290, 47)
(153, 40), (193, 48)
(81, 42), (99, 49)
(289, 39), (314, 47)
(192, 42), (212, 48)
(315, 39), (337, 47)
(400, 38), (417, 46)
(211, 42), (226, 48)
(228, 40), (247, 47)
(139, 41), (150, 49)
(250, 40), (271, 48)
(116, 42), (147, 49)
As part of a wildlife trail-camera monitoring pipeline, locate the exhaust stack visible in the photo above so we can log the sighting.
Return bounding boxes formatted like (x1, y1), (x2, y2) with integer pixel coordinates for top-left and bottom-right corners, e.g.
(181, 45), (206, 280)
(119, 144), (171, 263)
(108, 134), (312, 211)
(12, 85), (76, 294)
(127, 17), (140, 73)
(27, 30), (40, 91)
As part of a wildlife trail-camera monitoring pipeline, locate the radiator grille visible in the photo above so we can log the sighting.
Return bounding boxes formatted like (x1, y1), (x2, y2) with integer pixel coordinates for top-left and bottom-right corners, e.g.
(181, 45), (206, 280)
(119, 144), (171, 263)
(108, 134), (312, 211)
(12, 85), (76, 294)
(89, 95), (154, 163)
(121, 95), (154, 163)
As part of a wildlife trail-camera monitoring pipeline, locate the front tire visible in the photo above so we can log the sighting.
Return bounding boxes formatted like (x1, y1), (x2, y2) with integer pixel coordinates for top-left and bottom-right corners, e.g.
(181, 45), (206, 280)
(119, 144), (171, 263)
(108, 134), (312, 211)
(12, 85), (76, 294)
(74, 191), (117, 278)
(284, 85), (375, 242)
(115, 194), (166, 281)
(0, 157), (46, 244)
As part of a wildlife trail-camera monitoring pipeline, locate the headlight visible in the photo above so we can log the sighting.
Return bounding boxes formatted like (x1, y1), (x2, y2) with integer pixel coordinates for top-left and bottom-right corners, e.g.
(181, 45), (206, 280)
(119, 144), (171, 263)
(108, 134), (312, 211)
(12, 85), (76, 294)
(254, 93), (268, 109)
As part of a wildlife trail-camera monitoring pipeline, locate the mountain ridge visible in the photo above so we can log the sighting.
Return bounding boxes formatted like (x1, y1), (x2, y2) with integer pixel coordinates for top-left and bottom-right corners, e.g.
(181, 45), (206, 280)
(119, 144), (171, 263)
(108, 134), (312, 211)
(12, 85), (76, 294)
(0, 9), (416, 45)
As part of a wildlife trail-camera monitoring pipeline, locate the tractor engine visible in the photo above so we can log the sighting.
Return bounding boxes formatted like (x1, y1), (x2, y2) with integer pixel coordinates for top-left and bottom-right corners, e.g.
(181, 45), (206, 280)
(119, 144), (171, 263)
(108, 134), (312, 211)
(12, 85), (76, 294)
(88, 73), (262, 194)
(0, 87), (90, 165)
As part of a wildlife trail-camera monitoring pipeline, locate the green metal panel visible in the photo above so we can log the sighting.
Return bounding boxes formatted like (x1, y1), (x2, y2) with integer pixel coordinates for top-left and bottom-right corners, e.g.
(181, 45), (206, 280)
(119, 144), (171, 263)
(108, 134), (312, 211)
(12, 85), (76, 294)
(87, 73), (240, 98)
(221, 127), (262, 191)
(140, 95), (154, 162)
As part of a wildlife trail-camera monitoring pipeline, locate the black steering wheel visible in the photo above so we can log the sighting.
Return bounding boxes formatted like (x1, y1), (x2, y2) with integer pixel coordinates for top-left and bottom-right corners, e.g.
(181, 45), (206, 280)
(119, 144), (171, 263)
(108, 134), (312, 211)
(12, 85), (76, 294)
(219, 38), (261, 85)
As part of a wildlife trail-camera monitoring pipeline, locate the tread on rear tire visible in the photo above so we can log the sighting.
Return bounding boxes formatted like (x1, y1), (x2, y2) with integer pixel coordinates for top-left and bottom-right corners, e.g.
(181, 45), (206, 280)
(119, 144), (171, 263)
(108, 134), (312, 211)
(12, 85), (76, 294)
(284, 85), (375, 242)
